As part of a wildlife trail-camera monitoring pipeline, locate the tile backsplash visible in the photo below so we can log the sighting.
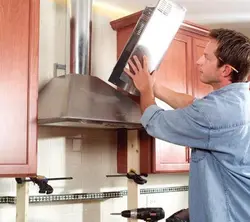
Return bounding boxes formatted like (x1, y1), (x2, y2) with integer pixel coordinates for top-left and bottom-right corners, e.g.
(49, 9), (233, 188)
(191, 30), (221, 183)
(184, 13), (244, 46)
(0, 1), (189, 221)
(0, 127), (188, 222)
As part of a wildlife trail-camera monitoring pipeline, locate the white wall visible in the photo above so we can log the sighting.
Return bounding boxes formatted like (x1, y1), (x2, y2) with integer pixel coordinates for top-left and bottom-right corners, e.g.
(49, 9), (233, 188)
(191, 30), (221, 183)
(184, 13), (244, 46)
(0, 1), (189, 221)
(205, 22), (250, 38)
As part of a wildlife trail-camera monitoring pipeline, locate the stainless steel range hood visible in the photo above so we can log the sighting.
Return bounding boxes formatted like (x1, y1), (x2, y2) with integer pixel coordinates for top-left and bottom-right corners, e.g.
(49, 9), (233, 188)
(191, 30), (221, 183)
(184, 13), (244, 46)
(38, 75), (142, 129)
(38, 0), (142, 129)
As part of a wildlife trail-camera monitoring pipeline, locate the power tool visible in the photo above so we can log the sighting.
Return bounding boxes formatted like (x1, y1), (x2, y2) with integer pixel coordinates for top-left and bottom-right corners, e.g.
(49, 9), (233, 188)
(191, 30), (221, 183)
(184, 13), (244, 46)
(111, 207), (165, 221)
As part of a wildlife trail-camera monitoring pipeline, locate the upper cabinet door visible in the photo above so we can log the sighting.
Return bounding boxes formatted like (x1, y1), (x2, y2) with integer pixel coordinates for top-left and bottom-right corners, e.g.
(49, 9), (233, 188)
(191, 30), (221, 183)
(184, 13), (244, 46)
(152, 32), (192, 173)
(0, 0), (39, 177)
(192, 37), (213, 98)
(156, 32), (192, 94)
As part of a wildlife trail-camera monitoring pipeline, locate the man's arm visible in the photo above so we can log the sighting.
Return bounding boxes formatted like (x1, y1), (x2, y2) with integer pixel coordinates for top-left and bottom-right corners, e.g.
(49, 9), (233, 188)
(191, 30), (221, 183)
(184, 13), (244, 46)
(140, 103), (210, 149)
(140, 88), (156, 114)
(124, 55), (194, 112)
(154, 82), (195, 109)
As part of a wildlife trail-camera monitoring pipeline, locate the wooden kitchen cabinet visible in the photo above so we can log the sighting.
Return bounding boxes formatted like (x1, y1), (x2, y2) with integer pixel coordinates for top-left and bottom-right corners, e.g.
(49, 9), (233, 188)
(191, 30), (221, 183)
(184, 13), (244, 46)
(111, 11), (212, 173)
(0, 0), (39, 176)
(152, 31), (192, 172)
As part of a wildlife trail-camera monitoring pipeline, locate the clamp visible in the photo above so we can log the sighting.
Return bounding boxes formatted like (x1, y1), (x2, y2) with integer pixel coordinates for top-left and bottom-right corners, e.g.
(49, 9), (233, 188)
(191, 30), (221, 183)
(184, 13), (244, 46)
(106, 169), (148, 185)
(15, 176), (73, 194)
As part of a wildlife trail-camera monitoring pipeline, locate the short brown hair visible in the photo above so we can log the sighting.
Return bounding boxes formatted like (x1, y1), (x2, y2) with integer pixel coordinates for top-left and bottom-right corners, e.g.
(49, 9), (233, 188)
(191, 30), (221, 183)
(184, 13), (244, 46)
(209, 28), (250, 82)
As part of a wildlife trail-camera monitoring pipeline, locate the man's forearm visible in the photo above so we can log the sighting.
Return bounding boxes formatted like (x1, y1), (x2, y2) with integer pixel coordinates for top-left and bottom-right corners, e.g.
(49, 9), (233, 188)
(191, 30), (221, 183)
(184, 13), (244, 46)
(140, 88), (156, 113)
(154, 82), (194, 109)
(139, 83), (194, 113)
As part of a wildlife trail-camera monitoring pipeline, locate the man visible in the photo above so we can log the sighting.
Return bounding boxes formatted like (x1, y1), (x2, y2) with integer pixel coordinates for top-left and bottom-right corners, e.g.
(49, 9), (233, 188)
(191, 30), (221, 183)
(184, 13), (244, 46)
(124, 28), (250, 222)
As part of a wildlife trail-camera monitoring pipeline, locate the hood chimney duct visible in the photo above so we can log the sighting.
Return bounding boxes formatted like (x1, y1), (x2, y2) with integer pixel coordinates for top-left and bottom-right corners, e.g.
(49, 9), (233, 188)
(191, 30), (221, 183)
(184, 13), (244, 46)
(70, 0), (92, 75)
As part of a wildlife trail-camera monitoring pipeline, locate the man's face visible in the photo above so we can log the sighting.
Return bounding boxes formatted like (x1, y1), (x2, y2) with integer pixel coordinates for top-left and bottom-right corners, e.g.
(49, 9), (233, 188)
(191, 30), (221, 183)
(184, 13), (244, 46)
(196, 39), (222, 85)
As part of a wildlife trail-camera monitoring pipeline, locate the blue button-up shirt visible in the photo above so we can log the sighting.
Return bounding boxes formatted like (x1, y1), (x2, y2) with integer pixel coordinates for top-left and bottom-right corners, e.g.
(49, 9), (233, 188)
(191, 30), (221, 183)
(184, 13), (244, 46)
(141, 82), (250, 222)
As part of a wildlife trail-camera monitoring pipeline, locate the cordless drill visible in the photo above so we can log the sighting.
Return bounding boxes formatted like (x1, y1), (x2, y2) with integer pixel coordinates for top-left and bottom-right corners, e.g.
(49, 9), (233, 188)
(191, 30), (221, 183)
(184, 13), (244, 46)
(111, 207), (165, 221)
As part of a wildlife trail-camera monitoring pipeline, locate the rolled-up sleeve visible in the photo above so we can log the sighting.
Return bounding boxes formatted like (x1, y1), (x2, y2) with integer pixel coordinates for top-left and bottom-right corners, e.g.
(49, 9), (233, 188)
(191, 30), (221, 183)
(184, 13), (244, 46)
(140, 102), (210, 149)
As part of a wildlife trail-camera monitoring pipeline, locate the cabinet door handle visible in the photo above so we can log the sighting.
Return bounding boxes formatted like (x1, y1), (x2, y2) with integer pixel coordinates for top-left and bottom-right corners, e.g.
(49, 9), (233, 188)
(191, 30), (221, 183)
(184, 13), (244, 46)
(188, 147), (191, 163)
(185, 147), (191, 163)
(185, 147), (189, 162)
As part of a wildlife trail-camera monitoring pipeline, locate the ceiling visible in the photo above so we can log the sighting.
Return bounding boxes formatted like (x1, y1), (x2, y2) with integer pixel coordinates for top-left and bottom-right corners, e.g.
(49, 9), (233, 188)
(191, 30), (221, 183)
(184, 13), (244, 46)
(94, 0), (250, 34)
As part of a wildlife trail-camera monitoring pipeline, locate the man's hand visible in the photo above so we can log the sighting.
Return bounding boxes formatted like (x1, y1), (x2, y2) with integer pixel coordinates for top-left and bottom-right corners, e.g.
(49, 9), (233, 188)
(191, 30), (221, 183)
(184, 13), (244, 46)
(124, 55), (156, 93)
(124, 55), (156, 113)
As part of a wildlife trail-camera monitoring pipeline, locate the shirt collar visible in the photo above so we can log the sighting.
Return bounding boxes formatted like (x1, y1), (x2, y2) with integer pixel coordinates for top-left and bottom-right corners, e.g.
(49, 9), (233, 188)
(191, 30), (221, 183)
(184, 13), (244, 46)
(213, 82), (249, 94)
